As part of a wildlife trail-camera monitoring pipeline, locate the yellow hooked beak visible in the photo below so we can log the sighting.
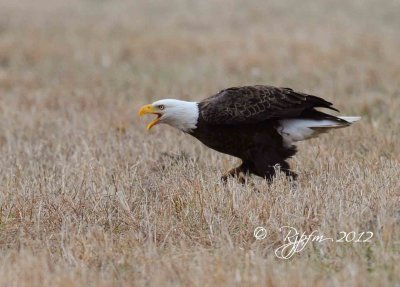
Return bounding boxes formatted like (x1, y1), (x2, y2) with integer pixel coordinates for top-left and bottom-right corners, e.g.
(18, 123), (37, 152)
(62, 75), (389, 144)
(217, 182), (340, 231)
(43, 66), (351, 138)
(138, 104), (162, 130)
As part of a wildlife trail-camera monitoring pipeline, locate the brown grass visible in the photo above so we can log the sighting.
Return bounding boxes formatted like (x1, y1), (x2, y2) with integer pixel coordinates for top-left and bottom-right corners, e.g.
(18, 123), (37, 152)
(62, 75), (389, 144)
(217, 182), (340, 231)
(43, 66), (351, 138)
(0, 0), (399, 286)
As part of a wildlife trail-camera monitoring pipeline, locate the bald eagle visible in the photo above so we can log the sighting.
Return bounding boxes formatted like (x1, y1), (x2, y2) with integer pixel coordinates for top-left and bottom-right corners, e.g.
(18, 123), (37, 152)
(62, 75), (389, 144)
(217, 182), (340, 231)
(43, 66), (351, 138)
(139, 85), (359, 182)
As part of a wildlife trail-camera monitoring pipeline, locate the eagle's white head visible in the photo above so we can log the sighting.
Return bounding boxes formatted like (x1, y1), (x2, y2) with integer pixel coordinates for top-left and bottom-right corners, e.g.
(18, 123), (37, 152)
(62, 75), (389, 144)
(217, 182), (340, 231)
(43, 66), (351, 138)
(138, 99), (199, 132)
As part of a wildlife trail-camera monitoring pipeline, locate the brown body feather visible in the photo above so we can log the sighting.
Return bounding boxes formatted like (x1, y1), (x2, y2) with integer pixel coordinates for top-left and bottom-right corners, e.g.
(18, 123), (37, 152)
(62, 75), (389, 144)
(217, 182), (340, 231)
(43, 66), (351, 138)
(190, 85), (346, 181)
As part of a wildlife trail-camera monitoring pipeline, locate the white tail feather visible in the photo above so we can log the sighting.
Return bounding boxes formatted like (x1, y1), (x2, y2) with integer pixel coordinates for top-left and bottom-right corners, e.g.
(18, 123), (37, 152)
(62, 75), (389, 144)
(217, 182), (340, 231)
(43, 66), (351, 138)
(278, 116), (360, 145)
(338, 116), (361, 123)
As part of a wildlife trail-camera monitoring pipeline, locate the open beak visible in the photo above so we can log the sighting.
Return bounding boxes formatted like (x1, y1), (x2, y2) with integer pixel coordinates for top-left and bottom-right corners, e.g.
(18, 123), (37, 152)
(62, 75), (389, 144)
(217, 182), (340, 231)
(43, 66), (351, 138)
(138, 104), (161, 130)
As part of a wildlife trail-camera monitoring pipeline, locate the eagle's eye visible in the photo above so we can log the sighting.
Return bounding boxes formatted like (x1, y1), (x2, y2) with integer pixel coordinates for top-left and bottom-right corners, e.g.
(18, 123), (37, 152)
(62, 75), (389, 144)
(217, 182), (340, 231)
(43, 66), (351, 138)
(158, 105), (165, 110)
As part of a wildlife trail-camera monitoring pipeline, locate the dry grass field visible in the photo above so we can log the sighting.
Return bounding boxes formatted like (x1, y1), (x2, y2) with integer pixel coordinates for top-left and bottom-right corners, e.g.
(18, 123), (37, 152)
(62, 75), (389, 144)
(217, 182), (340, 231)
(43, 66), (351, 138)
(0, 0), (399, 286)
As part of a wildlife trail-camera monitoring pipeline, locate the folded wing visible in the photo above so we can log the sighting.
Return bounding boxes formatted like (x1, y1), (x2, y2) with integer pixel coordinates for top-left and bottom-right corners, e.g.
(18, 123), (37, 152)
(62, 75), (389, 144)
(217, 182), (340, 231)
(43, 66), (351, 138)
(199, 85), (339, 125)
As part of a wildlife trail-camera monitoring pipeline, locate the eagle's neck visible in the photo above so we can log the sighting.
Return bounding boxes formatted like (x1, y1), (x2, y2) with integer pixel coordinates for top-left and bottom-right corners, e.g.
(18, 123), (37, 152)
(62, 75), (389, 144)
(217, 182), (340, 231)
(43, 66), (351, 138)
(164, 100), (199, 133)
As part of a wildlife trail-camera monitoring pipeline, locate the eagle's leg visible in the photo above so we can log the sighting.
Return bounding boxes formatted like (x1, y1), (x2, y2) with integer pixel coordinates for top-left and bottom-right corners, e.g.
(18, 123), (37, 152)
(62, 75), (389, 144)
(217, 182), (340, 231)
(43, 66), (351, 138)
(258, 163), (297, 181)
(252, 155), (297, 182)
(221, 161), (250, 184)
(255, 166), (276, 182)
(278, 161), (298, 181)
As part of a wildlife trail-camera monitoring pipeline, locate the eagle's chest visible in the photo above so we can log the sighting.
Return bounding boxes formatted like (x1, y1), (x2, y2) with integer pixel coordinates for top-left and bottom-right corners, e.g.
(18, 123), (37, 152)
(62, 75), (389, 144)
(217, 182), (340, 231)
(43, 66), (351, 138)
(189, 121), (281, 159)
(190, 125), (244, 157)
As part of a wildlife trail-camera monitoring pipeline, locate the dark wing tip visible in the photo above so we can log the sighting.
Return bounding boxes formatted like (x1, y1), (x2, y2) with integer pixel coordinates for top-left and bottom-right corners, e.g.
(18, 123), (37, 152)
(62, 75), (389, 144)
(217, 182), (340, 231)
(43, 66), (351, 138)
(327, 105), (340, 112)
(305, 94), (340, 112)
